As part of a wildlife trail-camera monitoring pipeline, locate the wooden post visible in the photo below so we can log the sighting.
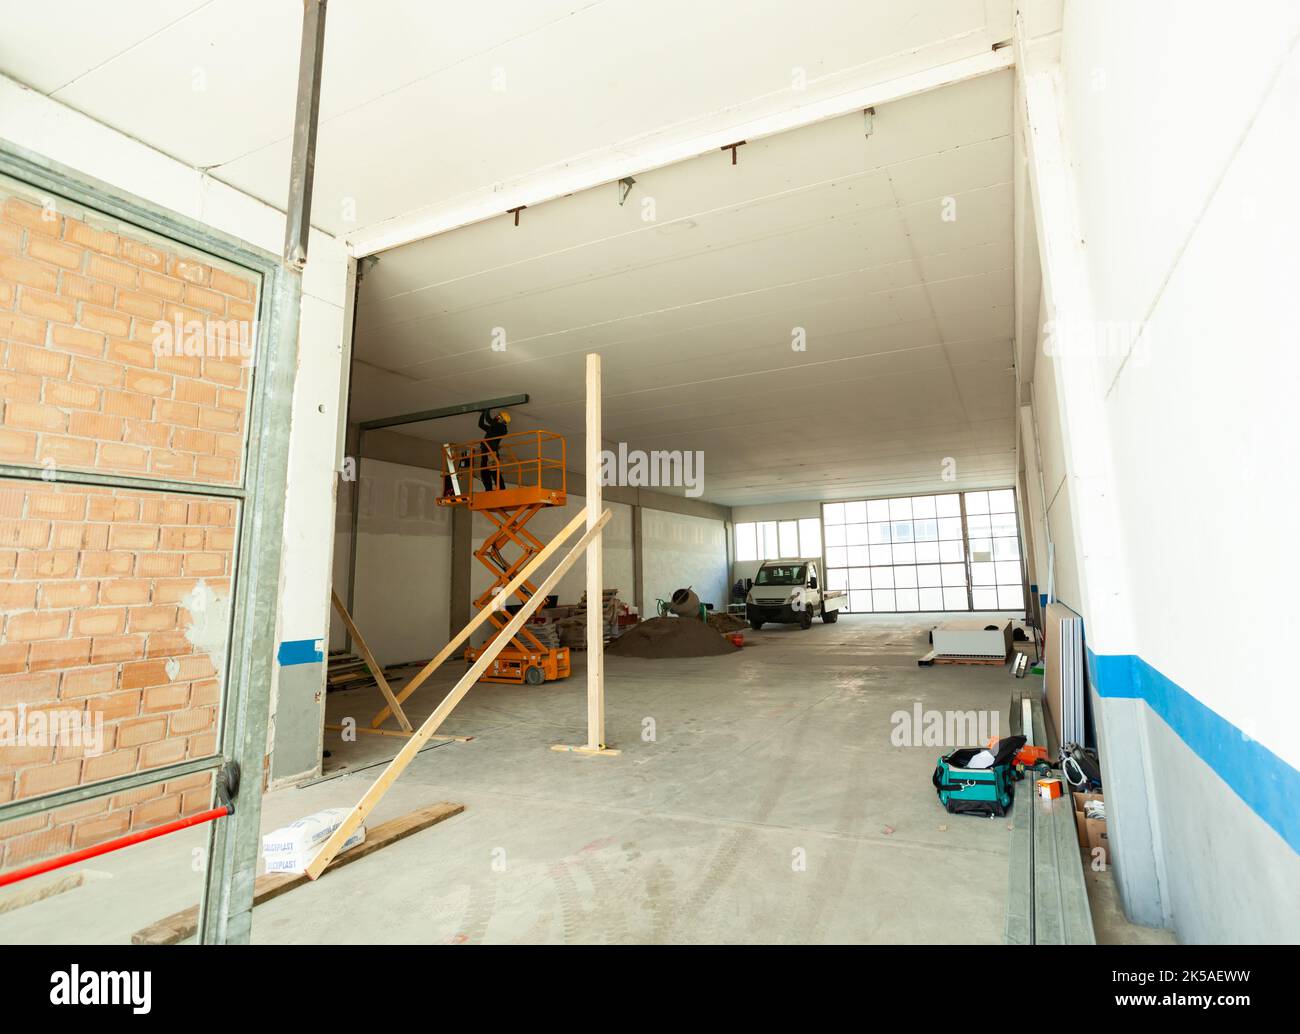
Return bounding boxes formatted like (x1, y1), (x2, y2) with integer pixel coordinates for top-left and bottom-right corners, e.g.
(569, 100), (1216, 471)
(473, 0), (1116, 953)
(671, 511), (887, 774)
(306, 510), (613, 879)
(329, 590), (413, 733)
(585, 353), (605, 751)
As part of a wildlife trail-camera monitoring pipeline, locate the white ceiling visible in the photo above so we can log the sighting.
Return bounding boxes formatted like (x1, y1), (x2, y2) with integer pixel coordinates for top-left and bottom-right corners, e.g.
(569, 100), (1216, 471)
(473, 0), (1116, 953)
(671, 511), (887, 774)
(0, 1), (1020, 506)
(352, 71), (1017, 505)
(0, 0), (1012, 244)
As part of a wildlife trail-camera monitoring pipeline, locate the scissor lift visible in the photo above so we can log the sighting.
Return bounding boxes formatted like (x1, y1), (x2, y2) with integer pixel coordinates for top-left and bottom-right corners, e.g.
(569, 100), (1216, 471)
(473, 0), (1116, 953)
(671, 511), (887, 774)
(437, 429), (570, 685)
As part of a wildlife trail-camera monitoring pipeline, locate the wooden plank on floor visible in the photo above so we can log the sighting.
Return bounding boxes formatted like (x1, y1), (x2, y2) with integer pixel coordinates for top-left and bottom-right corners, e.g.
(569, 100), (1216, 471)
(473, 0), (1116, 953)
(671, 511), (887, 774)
(131, 802), (464, 944)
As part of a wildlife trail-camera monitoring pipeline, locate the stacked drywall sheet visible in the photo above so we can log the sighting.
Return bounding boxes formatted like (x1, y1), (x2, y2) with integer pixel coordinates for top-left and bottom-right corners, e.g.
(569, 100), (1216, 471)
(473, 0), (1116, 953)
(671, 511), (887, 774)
(931, 619), (1013, 659)
(1044, 601), (1084, 748)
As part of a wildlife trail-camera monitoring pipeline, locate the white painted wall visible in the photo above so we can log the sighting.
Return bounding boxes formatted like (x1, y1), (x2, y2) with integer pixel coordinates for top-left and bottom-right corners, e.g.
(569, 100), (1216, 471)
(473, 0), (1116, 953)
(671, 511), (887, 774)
(329, 460), (453, 666)
(1052, 0), (1300, 765)
(641, 508), (728, 615)
(0, 75), (351, 780)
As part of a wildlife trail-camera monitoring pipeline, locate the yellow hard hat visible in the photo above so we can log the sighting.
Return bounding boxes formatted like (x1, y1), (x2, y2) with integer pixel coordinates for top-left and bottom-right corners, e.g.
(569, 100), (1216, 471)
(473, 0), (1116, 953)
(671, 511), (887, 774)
(500, 411), (511, 423)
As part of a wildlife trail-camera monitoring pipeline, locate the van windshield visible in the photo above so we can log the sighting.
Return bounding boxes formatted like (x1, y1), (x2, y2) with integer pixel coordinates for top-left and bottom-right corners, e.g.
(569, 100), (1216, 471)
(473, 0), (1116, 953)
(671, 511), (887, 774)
(755, 564), (805, 586)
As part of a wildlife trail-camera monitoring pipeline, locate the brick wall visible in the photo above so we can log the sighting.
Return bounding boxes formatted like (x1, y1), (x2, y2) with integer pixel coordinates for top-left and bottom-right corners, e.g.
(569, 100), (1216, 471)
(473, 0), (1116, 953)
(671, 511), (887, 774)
(0, 182), (257, 871)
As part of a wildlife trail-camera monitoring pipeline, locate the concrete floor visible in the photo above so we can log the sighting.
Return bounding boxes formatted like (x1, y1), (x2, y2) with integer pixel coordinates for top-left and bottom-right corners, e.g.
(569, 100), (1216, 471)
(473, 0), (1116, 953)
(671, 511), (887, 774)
(0, 612), (1171, 944)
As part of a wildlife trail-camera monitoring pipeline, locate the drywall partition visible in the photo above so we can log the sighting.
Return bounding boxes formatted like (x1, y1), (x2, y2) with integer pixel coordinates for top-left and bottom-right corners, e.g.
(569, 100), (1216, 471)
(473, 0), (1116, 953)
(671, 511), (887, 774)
(327, 460), (452, 666)
(641, 508), (728, 616)
(0, 75), (352, 789)
(1017, 5), (1300, 941)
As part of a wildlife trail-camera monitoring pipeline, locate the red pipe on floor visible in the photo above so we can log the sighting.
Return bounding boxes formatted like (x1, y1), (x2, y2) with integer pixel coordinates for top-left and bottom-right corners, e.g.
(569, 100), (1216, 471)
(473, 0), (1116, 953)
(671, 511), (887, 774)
(0, 805), (230, 889)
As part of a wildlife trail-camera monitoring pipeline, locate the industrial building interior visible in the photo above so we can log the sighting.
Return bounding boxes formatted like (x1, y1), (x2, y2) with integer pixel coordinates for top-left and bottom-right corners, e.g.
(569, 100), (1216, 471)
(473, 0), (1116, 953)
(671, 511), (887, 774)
(0, 0), (1296, 961)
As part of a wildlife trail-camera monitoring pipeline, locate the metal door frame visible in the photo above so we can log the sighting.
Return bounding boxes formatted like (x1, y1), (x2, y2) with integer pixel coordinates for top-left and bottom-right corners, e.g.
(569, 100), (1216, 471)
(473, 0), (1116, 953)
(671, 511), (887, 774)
(0, 140), (299, 943)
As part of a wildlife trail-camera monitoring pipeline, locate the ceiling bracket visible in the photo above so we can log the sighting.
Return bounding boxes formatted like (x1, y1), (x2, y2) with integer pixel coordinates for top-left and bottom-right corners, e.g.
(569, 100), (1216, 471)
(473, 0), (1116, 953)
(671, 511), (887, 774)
(721, 140), (747, 165)
(863, 107), (875, 138)
(617, 176), (636, 206)
(507, 205), (527, 226)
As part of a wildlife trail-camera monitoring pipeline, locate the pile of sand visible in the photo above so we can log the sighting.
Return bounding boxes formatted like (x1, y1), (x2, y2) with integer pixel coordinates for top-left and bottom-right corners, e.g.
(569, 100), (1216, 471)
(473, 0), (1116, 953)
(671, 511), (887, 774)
(606, 616), (737, 659)
(707, 611), (748, 634)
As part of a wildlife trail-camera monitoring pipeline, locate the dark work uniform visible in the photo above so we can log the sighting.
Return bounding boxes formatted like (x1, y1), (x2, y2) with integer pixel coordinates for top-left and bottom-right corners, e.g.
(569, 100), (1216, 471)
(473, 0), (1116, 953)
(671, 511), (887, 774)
(478, 410), (509, 490)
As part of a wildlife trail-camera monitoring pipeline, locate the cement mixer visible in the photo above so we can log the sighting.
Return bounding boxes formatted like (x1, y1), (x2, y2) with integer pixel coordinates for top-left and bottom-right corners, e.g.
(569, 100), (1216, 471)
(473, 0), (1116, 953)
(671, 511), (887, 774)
(657, 586), (707, 621)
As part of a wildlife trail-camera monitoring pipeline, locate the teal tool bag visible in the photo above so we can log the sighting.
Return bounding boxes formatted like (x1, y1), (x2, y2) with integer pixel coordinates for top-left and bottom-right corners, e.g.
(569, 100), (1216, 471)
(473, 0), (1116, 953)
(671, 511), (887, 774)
(931, 735), (1026, 818)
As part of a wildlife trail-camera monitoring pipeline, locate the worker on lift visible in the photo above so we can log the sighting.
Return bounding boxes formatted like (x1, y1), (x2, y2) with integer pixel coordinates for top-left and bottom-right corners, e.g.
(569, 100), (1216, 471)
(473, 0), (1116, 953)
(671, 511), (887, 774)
(478, 408), (511, 490)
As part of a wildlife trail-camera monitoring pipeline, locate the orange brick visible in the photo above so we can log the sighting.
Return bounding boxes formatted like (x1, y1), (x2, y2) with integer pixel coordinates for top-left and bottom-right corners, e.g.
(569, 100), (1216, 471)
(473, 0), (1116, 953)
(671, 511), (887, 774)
(63, 218), (117, 255)
(78, 551), (134, 578)
(133, 789), (182, 823)
(17, 758), (80, 797)
(183, 283), (225, 313)
(190, 501), (234, 526)
(18, 289), (74, 324)
(139, 499), (188, 524)
(0, 312), (48, 345)
(0, 254), (57, 291)
(45, 380), (100, 410)
(128, 605), (176, 633)
(159, 527), (204, 550)
(90, 635), (145, 665)
(0, 280), (11, 307)
(169, 707), (214, 735)
(143, 682), (189, 712)
(86, 496), (138, 522)
(51, 521), (107, 550)
(26, 235), (82, 270)
(70, 357), (123, 388)
(87, 690), (141, 722)
(62, 664), (117, 697)
(4, 198), (60, 237)
(136, 553), (182, 578)
(62, 273), (115, 306)
(155, 354), (202, 379)
(217, 388), (247, 412)
(28, 637), (91, 670)
(171, 427), (215, 454)
(229, 300), (255, 322)
(152, 579), (198, 604)
(154, 400), (198, 426)
(117, 289), (163, 320)
(51, 323), (105, 356)
(5, 609), (67, 641)
(4, 826), (73, 865)
(197, 456), (238, 483)
(86, 253), (137, 288)
(209, 268), (254, 301)
(0, 221), (20, 254)
(0, 428), (37, 462)
(122, 421), (170, 449)
(72, 607), (127, 637)
(0, 370), (43, 403)
(145, 630), (193, 657)
(123, 372), (172, 401)
(4, 401), (66, 433)
(68, 410), (124, 441)
(120, 660), (171, 692)
(0, 518), (51, 548)
(170, 257), (208, 284)
(0, 668), (55, 706)
(151, 451), (195, 477)
(199, 408), (241, 434)
(106, 338), (155, 370)
(79, 306), (131, 337)
(38, 436), (97, 468)
(100, 391), (151, 421)
(183, 552), (225, 577)
(72, 811), (131, 849)
(139, 270), (184, 301)
(118, 714), (167, 746)
(27, 491), (88, 521)
(81, 748), (138, 783)
(172, 377), (215, 405)
(40, 580), (98, 608)
(107, 525), (158, 551)
(7, 344), (66, 379)
(175, 654), (216, 682)
(97, 442), (148, 472)
(0, 582), (37, 611)
(16, 549), (78, 579)
(202, 360), (243, 389)
(119, 238), (166, 271)
(98, 579), (150, 605)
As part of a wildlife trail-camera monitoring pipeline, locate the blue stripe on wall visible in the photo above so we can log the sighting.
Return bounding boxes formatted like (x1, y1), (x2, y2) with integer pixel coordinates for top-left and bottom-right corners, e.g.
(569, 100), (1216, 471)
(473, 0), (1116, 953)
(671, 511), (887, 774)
(277, 638), (323, 666)
(1089, 648), (1300, 855)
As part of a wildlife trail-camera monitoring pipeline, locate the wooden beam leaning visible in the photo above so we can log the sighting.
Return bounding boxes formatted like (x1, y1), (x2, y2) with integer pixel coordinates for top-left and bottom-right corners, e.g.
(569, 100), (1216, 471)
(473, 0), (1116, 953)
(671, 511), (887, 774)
(306, 509), (613, 880)
(330, 590), (413, 733)
(369, 508), (589, 728)
(585, 352), (605, 750)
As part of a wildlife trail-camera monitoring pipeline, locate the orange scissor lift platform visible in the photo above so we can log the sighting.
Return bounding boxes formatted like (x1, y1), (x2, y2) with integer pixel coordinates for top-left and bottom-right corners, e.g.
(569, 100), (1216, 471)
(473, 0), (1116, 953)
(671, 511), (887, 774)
(437, 429), (570, 685)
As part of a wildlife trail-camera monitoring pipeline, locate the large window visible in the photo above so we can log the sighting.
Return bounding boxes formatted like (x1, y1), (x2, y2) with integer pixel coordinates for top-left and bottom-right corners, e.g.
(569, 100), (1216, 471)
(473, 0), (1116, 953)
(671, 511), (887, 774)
(822, 489), (1024, 613)
(735, 517), (823, 562)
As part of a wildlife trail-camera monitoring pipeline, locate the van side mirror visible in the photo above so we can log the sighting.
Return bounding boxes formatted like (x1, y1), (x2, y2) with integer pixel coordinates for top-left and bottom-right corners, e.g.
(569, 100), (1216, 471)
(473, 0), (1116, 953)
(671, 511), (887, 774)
(808, 577), (818, 589)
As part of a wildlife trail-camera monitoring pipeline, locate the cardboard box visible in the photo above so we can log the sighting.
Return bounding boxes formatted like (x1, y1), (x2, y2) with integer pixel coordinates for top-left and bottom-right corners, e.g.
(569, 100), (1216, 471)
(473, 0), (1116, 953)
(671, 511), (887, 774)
(1073, 791), (1104, 852)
